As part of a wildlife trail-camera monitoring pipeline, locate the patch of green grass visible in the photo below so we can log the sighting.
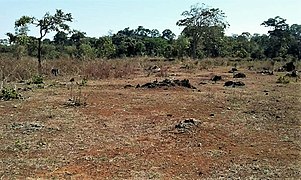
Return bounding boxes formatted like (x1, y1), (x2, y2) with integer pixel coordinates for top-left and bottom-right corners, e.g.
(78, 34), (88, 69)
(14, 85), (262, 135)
(1, 87), (22, 100)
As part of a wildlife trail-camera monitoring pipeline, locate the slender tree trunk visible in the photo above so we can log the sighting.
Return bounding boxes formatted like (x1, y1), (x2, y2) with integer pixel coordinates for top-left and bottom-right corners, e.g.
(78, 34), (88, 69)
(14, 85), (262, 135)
(192, 38), (197, 59)
(37, 38), (42, 75)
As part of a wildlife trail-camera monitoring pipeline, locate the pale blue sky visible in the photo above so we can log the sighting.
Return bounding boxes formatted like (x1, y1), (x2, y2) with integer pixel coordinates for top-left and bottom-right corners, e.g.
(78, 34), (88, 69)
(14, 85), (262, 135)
(1, 0), (301, 39)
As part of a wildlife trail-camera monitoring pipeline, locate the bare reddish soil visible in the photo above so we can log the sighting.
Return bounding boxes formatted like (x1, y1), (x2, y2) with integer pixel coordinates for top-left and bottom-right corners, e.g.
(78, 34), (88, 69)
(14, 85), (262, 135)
(0, 63), (300, 179)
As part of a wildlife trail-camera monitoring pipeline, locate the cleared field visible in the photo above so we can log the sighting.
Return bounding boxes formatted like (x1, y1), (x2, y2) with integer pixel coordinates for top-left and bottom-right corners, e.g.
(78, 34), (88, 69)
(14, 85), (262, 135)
(0, 60), (300, 179)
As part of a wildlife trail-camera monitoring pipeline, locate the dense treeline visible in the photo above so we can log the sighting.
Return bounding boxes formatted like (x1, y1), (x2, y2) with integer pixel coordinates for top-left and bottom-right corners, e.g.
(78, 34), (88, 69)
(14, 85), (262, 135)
(0, 4), (301, 64)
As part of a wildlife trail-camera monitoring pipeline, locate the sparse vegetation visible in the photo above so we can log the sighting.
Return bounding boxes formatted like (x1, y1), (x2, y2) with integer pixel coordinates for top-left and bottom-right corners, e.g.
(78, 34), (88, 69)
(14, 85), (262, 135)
(276, 75), (290, 84)
(0, 87), (22, 100)
(0, 2), (300, 179)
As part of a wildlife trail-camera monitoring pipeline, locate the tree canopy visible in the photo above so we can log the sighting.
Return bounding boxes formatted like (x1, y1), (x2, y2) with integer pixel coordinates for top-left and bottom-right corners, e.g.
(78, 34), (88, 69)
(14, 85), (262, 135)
(1, 5), (301, 64)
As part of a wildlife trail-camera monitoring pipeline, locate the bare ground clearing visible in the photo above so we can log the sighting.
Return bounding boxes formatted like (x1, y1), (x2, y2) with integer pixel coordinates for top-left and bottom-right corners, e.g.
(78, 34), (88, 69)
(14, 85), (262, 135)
(0, 64), (300, 179)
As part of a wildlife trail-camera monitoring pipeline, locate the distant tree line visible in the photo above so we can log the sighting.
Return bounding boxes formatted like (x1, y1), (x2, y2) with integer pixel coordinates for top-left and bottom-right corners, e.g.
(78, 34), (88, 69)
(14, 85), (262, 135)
(1, 4), (300, 66)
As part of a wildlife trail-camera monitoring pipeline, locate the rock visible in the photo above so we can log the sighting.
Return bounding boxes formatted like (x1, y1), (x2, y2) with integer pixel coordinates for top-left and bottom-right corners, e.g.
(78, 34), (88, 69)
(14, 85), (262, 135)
(175, 118), (201, 130)
(233, 73), (246, 78)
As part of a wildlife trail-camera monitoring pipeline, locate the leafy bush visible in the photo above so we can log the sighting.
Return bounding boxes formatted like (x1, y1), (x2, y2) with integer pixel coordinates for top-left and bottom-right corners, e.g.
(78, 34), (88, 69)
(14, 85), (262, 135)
(276, 76), (290, 84)
(1, 87), (22, 100)
(32, 75), (44, 84)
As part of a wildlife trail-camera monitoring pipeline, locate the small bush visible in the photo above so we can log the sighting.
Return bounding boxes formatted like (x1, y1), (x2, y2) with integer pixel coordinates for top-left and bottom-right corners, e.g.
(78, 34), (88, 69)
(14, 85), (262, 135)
(1, 87), (22, 100)
(276, 76), (290, 84)
(32, 75), (44, 84)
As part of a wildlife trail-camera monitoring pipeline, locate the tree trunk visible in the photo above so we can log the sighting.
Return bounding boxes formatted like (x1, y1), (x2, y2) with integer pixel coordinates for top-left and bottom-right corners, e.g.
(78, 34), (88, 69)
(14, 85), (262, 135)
(192, 38), (197, 59)
(37, 38), (42, 75)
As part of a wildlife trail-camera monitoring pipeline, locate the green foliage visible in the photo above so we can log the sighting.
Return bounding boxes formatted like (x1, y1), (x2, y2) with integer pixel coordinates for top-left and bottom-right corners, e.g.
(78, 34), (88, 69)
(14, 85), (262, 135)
(80, 77), (88, 86)
(177, 3), (229, 59)
(1, 87), (22, 101)
(14, 9), (73, 74)
(276, 76), (290, 84)
(2, 7), (301, 61)
(31, 75), (44, 84)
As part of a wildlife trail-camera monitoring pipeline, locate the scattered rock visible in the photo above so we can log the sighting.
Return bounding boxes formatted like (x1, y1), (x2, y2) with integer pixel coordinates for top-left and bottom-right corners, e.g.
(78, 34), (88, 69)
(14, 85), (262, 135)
(257, 70), (274, 75)
(233, 73), (246, 78)
(10, 122), (44, 134)
(138, 79), (196, 89)
(228, 67), (238, 73)
(175, 118), (201, 130)
(224, 81), (245, 87)
(211, 75), (222, 82)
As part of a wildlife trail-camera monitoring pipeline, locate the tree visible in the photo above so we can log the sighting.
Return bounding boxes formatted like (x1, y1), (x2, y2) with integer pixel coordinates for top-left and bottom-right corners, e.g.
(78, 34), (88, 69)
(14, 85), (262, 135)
(15, 9), (72, 74)
(288, 24), (301, 59)
(162, 29), (176, 41)
(176, 3), (228, 59)
(261, 16), (290, 58)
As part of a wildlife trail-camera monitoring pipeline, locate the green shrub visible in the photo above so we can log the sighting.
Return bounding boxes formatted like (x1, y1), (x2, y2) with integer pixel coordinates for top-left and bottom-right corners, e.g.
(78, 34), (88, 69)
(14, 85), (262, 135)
(1, 87), (22, 100)
(32, 75), (44, 84)
(276, 76), (290, 84)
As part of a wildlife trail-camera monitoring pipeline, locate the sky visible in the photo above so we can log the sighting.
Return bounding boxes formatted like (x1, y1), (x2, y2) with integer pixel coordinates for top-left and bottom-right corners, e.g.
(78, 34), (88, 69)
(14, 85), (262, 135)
(1, 0), (301, 39)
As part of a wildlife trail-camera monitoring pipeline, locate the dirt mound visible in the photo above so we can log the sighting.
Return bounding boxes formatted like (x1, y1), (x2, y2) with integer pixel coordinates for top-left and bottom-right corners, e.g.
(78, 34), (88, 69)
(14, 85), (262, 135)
(228, 67), (238, 73)
(233, 73), (246, 78)
(224, 81), (245, 87)
(137, 79), (196, 89)
(211, 75), (222, 82)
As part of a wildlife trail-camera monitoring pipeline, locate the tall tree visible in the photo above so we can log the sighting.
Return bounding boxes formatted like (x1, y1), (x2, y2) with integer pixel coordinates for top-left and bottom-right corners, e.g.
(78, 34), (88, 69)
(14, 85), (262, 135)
(15, 9), (72, 74)
(176, 3), (228, 59)
(261, 16), (290, 58)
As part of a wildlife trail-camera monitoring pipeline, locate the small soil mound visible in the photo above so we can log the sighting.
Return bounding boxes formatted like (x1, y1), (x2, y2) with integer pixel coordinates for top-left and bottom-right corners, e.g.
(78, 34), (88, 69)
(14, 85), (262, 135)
(137, 79), (196, 89)
(211, 75), (222, 82)
(233, 73), (246, 78)
(228, 67), (238, 73)
(224, 81), (245, 87)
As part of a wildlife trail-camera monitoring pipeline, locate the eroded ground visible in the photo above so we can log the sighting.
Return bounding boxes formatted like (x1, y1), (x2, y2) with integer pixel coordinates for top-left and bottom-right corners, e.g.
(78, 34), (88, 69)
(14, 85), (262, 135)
(0, 63), (300, 179)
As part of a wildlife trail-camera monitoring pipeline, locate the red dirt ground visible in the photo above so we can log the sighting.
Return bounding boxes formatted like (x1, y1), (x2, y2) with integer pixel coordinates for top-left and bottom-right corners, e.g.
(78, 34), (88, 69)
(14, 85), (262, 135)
(0, 63), (300, 179)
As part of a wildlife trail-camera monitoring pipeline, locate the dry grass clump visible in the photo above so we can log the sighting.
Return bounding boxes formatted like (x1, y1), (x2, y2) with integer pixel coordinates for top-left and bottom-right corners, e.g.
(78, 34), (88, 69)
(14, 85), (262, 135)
(0, 57), (37, 82)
